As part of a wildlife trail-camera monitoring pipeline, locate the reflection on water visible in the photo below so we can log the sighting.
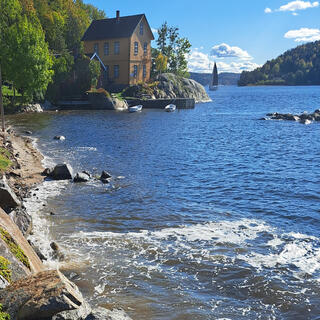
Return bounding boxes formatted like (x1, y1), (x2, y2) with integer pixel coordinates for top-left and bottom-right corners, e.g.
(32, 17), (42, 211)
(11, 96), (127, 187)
(11, 86), (320, 319)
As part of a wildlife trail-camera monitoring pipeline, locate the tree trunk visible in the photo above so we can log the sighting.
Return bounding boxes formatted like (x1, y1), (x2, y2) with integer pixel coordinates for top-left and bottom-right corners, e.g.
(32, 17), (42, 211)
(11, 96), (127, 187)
(0, 64), (5, 133)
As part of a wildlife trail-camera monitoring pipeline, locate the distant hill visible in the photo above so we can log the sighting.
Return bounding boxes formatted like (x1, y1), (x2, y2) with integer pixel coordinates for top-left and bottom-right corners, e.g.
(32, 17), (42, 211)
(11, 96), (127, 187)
(238, 41), (320, 86)
(189, 72), (240, 86)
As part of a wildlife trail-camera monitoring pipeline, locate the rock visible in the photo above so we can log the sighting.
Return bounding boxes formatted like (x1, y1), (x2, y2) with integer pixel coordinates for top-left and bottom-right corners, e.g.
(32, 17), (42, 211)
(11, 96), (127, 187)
(154, 73), (210, 103)
(28, 241), (47, 261)
(20, 104), (43, 113)
(0, 207), (43, 280)
(73, 172), (91, 183)
(42, 167), (53, 176)
(112, 98), (128, 110)
(0, 275), (9, 289)
(292, 115), (300, 121)
(259, 117), (269, 120)
(0, 176), (21, 212)
(100, 171), (111, 184)
(300, 119), (312, 125)
(85, 308), (133, 320)
(50, 241), (64, 261)
(0, 270), (84, 320)
(9, 208), (32, 236)
(49, 164), (73, 180)
(54, 135), (66, 141)
(53, 300), (92, 320)
(25, 131), (32, 135)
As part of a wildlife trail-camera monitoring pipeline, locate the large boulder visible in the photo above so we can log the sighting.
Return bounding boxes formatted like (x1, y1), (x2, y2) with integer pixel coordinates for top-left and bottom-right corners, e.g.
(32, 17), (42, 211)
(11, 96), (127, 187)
(49, 164), (73, 180)
(0, 270), (84, 320)
(154, 73), (210, 103)
(0, 176), (21, 212)
(87, 92), (128, 110)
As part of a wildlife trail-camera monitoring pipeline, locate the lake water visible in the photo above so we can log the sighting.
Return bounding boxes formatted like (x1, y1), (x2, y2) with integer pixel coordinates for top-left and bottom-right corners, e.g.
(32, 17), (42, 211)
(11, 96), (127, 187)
(11, 86), (320, 319)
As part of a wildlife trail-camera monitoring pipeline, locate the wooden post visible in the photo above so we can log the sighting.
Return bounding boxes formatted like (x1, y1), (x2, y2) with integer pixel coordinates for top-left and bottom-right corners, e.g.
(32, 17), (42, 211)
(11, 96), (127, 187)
(0, 64), (5, 133)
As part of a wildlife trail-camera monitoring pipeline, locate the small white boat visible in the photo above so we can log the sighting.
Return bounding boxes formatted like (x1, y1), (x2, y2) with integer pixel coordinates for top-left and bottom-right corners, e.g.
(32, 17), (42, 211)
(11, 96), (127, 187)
(165, 104), (176, 112)
(129, 105), (143, 113)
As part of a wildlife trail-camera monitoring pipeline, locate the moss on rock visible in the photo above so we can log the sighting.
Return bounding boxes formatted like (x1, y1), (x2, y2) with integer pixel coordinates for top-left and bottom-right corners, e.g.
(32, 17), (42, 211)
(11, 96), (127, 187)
(0, 228), (30, 270)
(0, 256), (11, 283)
(0, 304), (10, 320)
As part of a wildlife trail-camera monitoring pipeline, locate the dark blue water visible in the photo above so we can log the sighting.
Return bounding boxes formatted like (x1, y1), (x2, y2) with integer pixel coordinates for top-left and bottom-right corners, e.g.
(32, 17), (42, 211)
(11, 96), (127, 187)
(12, 86), (320, 319)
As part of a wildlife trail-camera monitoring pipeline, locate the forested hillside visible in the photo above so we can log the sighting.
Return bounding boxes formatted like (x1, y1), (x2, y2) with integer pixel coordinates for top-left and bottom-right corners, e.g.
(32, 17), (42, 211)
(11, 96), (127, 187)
(0, 0), (105, 104)
(238, 41), (320, 86)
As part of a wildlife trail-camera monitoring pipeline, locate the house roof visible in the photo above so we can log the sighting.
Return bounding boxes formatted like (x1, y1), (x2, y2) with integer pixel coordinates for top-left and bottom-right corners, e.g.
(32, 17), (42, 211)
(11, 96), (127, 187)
(81, 14), (154, 41)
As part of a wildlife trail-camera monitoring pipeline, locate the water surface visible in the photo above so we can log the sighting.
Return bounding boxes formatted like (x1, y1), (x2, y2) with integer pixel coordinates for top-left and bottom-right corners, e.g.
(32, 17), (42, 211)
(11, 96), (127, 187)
(12, 86), (320, 319)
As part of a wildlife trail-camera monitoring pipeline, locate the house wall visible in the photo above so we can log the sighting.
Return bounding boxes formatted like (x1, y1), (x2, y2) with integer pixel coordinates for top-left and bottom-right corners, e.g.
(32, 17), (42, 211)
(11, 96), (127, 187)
(83, 16), (153, 86)
(83, 37), (130, 85)
(128, 16), (152, 85)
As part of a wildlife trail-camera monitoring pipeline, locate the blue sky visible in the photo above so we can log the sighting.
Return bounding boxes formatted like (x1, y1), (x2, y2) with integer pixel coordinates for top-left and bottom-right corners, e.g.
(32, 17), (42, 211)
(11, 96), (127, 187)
(84, 0), (320, 73)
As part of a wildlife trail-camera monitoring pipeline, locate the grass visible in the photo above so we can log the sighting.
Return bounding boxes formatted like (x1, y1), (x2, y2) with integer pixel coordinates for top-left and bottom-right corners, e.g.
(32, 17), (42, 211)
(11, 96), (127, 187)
(0, 228), (30, 270)
(0, 148), (11, 172)
(111, 92), (125, 101)
(0, 304), (10, 320)
(0, 256), (11, 283)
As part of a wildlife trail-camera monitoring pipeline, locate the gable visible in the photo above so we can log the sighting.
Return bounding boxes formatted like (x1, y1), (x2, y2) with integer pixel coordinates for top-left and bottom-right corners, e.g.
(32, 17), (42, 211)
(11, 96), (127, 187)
(82, 14), (154, 42)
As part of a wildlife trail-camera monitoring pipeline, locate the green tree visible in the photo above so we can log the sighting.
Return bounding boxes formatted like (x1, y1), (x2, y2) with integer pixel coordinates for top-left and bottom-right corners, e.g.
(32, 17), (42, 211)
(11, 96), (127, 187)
(155, 22), (191, 77)
(3, 15), (53, 101)
(89, 59), (101, 87)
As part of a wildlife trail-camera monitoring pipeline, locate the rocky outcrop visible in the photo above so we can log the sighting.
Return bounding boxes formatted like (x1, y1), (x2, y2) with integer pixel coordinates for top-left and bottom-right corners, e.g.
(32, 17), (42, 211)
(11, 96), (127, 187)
(87, 92), (128, 110)
(0, 176), (21, 212)
(154, 73), (210, 103)
(20, 104), (43, 113)
(73, 172), (91, 183)
(0, 270), (83, 320)
(0, 207), (43, 279)
(263, 109), (320, 124)
(49, 164), (73, 180)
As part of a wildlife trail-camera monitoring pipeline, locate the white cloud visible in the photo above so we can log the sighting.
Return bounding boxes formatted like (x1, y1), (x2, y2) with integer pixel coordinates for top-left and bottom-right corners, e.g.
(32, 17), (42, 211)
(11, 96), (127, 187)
(284, 27), (320, 41)
(279, 0), (319, 11)
(210, 43), (253, 60)
(292, 12), (299, 15)
(267, 1), (319, 13)
(187, 49), (260, 73)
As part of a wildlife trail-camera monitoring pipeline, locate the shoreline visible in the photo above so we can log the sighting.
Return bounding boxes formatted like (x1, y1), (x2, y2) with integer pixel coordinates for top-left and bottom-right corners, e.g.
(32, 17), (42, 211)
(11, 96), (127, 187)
(0, 125), (133, 320)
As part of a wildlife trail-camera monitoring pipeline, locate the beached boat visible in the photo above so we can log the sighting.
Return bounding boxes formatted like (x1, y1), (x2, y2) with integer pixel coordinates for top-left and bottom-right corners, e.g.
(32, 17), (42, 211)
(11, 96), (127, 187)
(129, 105), (143, 113)
(165, 104), (176, 112)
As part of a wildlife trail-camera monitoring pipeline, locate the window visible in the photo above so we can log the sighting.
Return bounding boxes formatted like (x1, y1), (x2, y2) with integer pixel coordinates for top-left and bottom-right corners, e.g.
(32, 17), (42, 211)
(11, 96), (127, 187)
(134, 42), (138, 55)
(114, 41), (120, 55)
(94, 43), (99, 54)
(143, 65), (146, 78)
(140, 22), (144, 35)
(114, 65), (119, 78)
(143, 42), (147, 55)
(133, 65), (138, 78)
(104, 42), (109, 55)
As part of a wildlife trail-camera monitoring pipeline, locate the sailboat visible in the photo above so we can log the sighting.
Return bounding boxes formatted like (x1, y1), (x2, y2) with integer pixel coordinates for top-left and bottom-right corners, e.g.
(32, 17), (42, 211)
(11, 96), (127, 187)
(209, 62), (218, 91)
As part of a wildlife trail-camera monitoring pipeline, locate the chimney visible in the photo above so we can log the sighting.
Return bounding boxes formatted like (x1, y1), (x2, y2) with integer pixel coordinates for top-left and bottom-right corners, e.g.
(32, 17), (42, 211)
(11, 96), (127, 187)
(116, 10), (120, 21)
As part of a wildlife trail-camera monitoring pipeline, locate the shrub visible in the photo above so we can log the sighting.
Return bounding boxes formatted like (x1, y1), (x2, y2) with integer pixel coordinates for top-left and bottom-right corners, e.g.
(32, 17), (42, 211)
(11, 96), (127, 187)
(0, 304), (10, 320)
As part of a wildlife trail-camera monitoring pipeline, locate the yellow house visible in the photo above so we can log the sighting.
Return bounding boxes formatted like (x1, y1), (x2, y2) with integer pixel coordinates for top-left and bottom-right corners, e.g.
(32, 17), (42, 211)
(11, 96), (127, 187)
(82, 11), (154, 86)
